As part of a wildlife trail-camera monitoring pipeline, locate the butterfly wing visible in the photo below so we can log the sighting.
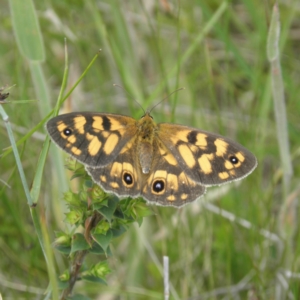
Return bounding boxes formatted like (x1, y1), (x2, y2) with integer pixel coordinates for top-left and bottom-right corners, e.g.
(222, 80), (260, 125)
(47, 112), (256, 206)
(141, 139), (206, 207)
(87, 136), (206, 207)
(46, 112), (137, 167)
(157, 123), (257, 186)
(86, 140), (143, 198)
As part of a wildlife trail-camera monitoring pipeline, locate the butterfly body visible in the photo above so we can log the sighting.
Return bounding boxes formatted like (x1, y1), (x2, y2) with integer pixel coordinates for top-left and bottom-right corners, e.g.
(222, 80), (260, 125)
(46, 111), (257, 207)
(135, 113), (156, 174)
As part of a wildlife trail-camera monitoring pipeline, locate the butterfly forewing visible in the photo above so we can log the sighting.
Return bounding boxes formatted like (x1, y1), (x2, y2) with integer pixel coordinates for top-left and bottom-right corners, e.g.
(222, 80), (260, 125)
(46, 112), (137, 167)
(158, 123), (257, 186)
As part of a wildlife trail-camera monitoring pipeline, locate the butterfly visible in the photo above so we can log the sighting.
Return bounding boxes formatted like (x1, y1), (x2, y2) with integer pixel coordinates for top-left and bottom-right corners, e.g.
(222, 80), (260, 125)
(46, 111), (257, 207)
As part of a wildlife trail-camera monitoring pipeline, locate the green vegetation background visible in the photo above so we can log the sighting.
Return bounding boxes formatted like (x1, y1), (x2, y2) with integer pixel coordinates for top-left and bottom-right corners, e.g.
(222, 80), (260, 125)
(1, 0), (300, 299)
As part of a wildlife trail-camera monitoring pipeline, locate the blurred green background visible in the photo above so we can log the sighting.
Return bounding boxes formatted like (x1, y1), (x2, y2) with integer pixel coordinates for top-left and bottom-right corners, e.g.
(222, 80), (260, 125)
(1, 0), (300, 299)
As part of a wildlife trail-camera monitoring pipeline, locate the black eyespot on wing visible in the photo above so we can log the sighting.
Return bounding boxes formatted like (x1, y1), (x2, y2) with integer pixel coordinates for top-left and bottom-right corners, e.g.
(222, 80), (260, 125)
(229, 155), (239, 164)
(63, 128), (72, 136)
(123, 172), (133, 186)
(153, 180), (165, 193)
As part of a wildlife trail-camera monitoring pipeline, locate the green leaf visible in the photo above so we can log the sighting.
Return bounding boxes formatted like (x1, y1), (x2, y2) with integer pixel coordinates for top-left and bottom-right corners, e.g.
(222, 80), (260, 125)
(93, 200), (108, 210)
(81, 275), (107, 284)
(70, 173), (85, 180)
(54, 232), (72, 254)
(93, 220), (110, 235)
(78, 190), (89, 202)
(65, 210), (83, 225)
(113, 208), (125, 219)
(120, 198), (153, 226)
(89, 242), (105, 255)
(106, 245), (112, 257)
(96, 194), (119, 222)
(70, 233), (90, 254)
(54, 231), (71, 244)
(134, 202), (154, 218)
(57, 279), (69, 290)
(59, 270), (70, 281)
(92, 261), (111, 277)
(64, 191), (81, 207)
(81, 261), (111, 283)
(89, 244), (112, 256)
(111, 224), (127, 238)
(84, 180), (93, 188)
(92, 231), (113, 253)
(55, 245), (71, 255)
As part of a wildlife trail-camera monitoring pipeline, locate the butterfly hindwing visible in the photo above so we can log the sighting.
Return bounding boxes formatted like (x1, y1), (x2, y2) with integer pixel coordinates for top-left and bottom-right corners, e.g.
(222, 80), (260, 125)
(87, 137), (206, 207)
(86, 140), (142, 198)
(140, 139), (206, 207)
(46, 112), (137, 167)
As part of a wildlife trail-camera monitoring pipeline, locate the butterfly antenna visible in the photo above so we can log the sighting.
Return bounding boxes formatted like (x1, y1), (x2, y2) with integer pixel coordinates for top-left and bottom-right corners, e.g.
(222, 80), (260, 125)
(113, 84), (145, 115)
(149, 87), (185, 113)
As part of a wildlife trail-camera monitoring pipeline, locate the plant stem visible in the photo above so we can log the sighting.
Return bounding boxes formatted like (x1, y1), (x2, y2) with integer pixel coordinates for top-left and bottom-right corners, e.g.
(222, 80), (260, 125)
(60, 250), (88, 300)
(60, 212), (103, 299)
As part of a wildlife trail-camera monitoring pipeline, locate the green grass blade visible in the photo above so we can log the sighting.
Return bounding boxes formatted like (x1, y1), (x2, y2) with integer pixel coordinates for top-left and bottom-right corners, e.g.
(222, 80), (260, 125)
(30, 137), (51, 205)
(9, 0), (45, 61)
(0, 105), (33, 206)
(145, 1), (228, 107)
(29, 62), (52, 115)
(267, 4), (293, 188)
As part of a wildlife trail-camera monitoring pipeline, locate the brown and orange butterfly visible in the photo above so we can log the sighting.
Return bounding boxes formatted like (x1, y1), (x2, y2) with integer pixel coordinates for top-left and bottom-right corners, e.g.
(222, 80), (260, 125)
(46, 111), (257, 207)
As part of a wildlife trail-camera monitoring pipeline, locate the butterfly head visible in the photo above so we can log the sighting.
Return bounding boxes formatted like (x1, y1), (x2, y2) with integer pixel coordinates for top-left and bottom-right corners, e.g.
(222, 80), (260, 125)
(140, 110), (153, 119)
(137, 111), (156, 132)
